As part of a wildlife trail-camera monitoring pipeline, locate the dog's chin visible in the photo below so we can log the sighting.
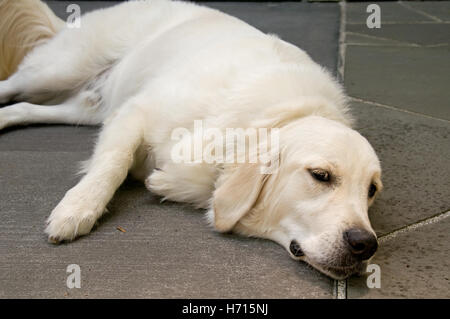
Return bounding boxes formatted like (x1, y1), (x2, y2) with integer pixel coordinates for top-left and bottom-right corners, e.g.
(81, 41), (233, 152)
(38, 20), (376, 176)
(303, 257), (367, 280)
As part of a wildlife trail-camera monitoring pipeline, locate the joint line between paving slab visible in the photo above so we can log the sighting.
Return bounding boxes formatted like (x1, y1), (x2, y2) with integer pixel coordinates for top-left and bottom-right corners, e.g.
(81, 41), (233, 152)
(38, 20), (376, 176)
(349, 96), (450, 124)
(346, 31), (420, 47)
(347, 43), (449, 48)
(347, 21), (450, 25)
(379, 210), (450, 243)
(335, 3), (350, 300)
(337, 0), (346, 83)
(398, 1), (442, 23)
(335, 2), (348, 299)
(336, 279), (347, 299)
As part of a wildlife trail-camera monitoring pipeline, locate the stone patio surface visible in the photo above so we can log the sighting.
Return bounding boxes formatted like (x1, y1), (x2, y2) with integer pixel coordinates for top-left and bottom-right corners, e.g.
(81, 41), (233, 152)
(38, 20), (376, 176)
(0, 1), (448, 299)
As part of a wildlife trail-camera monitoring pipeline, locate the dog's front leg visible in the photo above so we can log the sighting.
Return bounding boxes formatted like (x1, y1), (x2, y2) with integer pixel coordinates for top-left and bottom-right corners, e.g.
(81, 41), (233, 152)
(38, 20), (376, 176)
(45, 100), (146, 243)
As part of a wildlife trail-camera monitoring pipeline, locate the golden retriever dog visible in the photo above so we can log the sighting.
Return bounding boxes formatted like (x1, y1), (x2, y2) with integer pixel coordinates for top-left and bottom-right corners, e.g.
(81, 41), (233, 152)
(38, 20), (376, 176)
(0, 0), (382, 279)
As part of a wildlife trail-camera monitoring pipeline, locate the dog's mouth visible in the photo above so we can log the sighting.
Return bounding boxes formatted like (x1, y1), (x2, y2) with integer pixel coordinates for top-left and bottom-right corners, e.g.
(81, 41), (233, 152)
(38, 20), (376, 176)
(317, 263), (365, 279)
(306, 258), (364, 279)
(289, 240), (364, 279)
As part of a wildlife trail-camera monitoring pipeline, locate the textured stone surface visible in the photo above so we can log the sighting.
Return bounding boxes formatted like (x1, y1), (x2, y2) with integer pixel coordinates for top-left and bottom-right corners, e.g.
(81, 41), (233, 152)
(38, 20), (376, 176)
(345, 45), (450, 120)
(0, 125), (97, 152)
(347, 218), (450, 299)
(346, 2), (435, 24)
(346, 23), (450, 46)
(351, 101), (450, 236)
(0, 169), (334, 298)
(407, 1), (450, 22)
(344, 1), (450, 299)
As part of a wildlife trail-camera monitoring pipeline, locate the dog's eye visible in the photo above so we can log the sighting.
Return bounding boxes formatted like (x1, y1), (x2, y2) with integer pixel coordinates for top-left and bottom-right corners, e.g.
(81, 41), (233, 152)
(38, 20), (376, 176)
(309, 169), (330, 182)
(368, 183), (377, 198)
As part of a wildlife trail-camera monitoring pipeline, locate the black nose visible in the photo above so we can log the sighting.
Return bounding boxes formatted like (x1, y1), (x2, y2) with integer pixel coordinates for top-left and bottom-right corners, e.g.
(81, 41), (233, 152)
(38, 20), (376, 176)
(343, 228), (378, 260)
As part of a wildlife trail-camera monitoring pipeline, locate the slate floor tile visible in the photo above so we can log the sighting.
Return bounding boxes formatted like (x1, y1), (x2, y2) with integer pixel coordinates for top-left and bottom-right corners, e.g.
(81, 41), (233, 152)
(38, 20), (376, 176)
(346, 23), (450, 46)
(0, 151), (88, 213)
(345, 45), (450, 120)
(347, 217), (450, 299)
(0, 178), (334, 298)
(0, 125), (98, 152)
(343, 1), (450, 300)
(406, 1), (450, 22)
(351, 101), (450, 236)
(346, 2), (434, 24)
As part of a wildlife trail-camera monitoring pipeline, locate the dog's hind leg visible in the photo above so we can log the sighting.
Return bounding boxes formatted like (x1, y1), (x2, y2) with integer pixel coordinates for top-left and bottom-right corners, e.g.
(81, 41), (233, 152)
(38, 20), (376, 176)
(0, 79), (19, 104)
(0, 91), (105, 130)
(146, 162), (216, 209)
(44, 97), (146, 243)
(0, 53), (107, 105)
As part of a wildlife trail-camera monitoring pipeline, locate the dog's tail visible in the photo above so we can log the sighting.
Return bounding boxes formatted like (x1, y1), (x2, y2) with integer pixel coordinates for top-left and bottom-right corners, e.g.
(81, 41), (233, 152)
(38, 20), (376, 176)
(0, 0), (64, 80)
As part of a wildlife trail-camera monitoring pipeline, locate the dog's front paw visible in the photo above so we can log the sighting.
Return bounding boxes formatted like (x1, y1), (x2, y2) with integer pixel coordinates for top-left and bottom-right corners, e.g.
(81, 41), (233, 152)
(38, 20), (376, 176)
(45, 191), (101, 243)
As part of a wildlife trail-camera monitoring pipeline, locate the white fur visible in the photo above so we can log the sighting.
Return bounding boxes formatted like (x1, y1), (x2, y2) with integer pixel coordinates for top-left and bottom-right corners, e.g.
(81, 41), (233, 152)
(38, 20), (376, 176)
(0, 0), (382, 279)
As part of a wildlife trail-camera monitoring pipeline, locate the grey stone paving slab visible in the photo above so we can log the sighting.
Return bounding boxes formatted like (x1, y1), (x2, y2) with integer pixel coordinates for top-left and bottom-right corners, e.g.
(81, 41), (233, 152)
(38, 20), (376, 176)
(346, 2), (434, 25)
(346, 23), (450, 46)
(345, 45), (450, 120)
(0, 152), (88, 213)
(346, 2), (434, 24)
(1, 1), (340, 298)
(407, 1), (450, 22)
(351, 100), (450, 236)
(347, 217), (450, 299)
(0, 172), (334, 298)
(343, 1), (450, 300)
(0, 125), (97, 152)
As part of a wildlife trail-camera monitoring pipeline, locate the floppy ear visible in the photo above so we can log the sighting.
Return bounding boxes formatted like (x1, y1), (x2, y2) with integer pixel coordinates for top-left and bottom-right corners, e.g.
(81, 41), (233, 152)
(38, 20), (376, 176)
(212, 163), (268, 233)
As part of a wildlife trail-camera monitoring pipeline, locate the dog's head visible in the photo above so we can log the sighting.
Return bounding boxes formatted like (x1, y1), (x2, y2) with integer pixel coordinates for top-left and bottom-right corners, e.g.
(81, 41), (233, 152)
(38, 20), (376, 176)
(208, 115), (382, 279)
